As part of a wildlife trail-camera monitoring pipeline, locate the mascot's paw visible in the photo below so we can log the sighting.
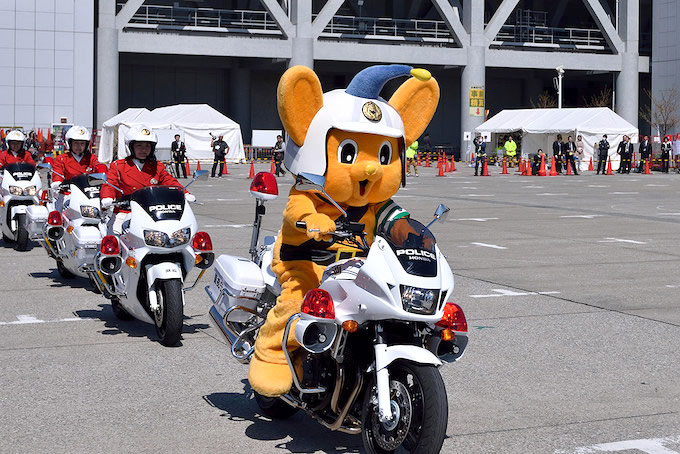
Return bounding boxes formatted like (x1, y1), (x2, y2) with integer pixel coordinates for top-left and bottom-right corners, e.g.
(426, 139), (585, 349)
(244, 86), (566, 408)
(248, 355), (294, 398)
(301, 213), (336, 242)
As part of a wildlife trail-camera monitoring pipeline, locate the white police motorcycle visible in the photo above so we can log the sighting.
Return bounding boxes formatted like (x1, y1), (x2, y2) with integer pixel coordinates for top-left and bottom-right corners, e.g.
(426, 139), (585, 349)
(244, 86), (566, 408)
(205, 172), (468, 453)
(0, 162), (43, 251)
(93, 171), (214, 346)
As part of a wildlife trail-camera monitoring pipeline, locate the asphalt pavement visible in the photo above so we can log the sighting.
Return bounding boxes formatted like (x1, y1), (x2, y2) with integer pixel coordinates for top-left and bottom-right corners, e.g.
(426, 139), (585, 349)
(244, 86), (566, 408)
(1, 162), (679, 453)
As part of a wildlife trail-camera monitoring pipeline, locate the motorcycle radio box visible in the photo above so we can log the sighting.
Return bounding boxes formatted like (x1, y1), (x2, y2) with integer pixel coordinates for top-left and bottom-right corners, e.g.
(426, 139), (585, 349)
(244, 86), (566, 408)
(207, 255), (266, 322)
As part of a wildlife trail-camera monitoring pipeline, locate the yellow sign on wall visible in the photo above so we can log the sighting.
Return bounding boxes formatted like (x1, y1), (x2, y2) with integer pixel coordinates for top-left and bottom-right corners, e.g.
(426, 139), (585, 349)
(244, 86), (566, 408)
(469, 86), (485, 117)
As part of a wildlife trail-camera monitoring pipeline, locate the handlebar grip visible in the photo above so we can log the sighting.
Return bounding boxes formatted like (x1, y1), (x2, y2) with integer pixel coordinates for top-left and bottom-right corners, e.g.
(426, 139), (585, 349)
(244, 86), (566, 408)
(295, 221), (307, 229)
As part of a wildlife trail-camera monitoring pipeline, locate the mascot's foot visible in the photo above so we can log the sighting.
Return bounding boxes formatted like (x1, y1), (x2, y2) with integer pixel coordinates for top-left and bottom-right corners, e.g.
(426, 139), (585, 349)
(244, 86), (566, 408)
(248, 355), (293, 397)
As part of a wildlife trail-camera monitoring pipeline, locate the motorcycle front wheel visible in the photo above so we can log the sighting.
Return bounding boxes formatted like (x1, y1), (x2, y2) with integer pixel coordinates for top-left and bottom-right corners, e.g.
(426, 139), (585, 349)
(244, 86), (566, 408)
(15, 213), (29, 251)
(153, 279), (183, 346)
(361, 362), (448, 454)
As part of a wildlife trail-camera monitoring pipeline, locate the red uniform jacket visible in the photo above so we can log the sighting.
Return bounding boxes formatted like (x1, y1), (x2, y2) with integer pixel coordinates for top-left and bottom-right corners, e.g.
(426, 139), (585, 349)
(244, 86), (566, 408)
(52, 152), (101, 183)
(101, 157), (183, 200)
(0, 150), (36, 168)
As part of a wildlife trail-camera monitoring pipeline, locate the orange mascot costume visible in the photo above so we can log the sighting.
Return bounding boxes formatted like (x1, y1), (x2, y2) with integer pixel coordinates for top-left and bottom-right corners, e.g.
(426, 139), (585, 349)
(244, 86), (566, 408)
(248, 65), (440, 397)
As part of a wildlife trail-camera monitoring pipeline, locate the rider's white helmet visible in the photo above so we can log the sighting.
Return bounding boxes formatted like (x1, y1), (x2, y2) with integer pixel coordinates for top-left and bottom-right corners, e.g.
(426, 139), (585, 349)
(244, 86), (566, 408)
(65, 125), (91, 152)
(124, 125), (158, 159)
(6, 130), (26, 149)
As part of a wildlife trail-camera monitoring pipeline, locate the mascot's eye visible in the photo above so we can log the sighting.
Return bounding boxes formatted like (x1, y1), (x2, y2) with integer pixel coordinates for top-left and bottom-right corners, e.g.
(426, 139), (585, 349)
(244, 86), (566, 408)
(379, 141), (392, 165)
(337, 139), (358, 164)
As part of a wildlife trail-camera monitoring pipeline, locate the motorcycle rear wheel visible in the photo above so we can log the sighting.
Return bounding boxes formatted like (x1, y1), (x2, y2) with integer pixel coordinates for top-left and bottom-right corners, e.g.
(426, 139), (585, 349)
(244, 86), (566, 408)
(111, 298), (133, 321)
(153, 279), (183, 347)
(361, 362), (448, 454)
(254, 392), (299, 419)
(15, 214), (29, 251)
(56, 259), (75, 279)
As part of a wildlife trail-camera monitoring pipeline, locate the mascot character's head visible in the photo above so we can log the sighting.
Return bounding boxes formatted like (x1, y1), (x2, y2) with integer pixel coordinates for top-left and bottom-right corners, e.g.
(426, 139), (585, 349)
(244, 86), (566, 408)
(278, 64), (439, 207)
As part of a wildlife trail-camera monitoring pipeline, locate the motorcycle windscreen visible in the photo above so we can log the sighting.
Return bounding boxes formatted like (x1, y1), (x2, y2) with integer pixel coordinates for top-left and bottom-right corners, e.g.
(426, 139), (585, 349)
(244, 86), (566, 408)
(130, 186), (185, 221)
(384, 217), (438, 278)
(67, 174), (101, 199)
(3, 163), (36, 181)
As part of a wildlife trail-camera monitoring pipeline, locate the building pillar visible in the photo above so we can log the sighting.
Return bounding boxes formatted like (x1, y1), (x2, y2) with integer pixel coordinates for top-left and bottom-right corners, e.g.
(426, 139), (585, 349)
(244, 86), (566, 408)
(96, 0), (118, 127)
(289, 0), (313, 69)
(230, 68), (252, 144)
(460, 0), (485, 155)
(615, 0), (639, 128)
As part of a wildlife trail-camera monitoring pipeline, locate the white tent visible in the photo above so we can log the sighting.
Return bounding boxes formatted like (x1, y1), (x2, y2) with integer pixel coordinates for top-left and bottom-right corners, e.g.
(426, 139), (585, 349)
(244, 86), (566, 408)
(475, 107), (639, 170)
(98, 104), (245, 164)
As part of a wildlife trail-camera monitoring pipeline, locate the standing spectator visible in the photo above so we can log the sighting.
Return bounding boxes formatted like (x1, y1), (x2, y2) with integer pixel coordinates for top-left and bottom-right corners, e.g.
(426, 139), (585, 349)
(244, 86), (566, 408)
(532, 148), (546, 175)
(473, 134), (486, 176)
(273, 134), (286, 177)
(503, 135), (517, 167)
(565, 135), (579, 175)
(210, 134), (229, 178)
(406, 139), (418, 177)
(422, 132), (432, 155)
(638, 135), (651, 173)
(171, 134), (187, 178)
(661, 136), (672, 173)
(597, 134), (610, 175)
(552, 134), (564, 174)
(616, 135), (633, 174)
(25, 130), (40, 160)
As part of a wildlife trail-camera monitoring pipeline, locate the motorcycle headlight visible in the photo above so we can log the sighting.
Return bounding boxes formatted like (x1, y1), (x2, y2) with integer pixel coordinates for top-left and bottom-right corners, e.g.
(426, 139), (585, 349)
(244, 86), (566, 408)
(9, 186), (23, 196)
(400, 285), (439, 315)
(144, 230), (170, 247)
(170, 227), (191, 246)
(23, 186), (36, 196)
(80, 205), (100, 219)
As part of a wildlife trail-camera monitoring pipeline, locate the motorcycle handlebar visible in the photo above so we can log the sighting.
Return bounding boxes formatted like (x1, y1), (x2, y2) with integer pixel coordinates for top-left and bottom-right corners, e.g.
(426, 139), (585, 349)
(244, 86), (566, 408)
(295, 220), (366, 238)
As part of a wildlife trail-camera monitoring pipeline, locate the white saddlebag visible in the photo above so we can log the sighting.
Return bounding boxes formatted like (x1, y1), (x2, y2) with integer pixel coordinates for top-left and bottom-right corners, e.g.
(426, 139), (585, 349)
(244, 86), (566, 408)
(26, 205), (48, 239)
(207, 255), (266, 323)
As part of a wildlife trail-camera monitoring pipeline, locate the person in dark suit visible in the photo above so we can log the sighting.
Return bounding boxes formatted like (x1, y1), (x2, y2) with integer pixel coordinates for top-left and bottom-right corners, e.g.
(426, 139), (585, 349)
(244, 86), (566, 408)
(597, 134), (610, 175)
(552, 134), (564, 174)
(171, 134), (187, 178)
(565, 135), (579, 175)
(616, 135), (633, 174)
(273, 134), (285, 177)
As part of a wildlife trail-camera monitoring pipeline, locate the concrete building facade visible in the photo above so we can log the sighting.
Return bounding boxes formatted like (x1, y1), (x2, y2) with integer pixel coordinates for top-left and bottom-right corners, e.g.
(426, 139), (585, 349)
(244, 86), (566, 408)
(651, 0), (680, 135)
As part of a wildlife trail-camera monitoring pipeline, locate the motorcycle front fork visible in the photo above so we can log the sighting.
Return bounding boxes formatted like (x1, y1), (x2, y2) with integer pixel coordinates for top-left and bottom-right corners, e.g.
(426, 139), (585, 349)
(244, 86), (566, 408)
(374, 323), (393, 423)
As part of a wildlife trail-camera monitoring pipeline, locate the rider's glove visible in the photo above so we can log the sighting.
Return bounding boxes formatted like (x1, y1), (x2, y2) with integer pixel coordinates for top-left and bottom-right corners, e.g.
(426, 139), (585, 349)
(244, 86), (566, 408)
(101, 198), (113, 209)
(300, 213), (336, 242)
(185, 193), (196, 203)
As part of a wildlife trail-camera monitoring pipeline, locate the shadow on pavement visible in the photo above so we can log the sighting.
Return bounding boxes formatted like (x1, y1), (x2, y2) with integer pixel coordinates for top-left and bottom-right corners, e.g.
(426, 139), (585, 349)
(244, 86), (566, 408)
(28, 269), (97, 292)
(74, 303), (210, 344)
(203, 380), (361, 454)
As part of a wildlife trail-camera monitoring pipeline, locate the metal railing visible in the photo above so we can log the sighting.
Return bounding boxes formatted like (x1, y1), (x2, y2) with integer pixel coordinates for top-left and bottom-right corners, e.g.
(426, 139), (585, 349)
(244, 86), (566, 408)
(319, 15), (455, 44)
(494, 24), (607, 50)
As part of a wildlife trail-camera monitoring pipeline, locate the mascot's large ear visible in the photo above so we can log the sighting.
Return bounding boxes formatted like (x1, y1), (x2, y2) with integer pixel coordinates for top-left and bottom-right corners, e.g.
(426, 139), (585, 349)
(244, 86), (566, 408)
(388, 77), (440, 146)
(277, 66), (324, 146)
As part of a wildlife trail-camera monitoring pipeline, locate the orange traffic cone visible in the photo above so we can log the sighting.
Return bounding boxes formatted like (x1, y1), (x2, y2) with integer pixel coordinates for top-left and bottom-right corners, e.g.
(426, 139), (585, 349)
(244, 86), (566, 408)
(196, 160), (202, 171)
(445, 157), (451, 172)
(482, 159), (489, 176)
(417, 153), (421, 166)
(566, 160), (572, 175)
(518, 159), (525, 174)
(644, 159), (650, 174)
(248, 160), (255, 178)
(270, 156), (276, 173)
(538, 155), (547, 176)
(549, 156), (558, 176)
(223, 160), (229, 175)
(450, 155), (456, 171)
(588, 156), (594, 171)
(425, 154), (431, 167)
(37, 128), (43, 142)
(606, 156), (613, 175)
(436, 159), (444, 177)
(501, 158), (508, 174)
(185, 160), (190, 175)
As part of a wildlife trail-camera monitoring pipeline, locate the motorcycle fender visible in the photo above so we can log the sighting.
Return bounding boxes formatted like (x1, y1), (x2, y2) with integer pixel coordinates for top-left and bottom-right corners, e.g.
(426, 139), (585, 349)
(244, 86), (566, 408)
(374, 344), (442, 372)
(10, 204), (28, 218)
(145, 262), (183, 288)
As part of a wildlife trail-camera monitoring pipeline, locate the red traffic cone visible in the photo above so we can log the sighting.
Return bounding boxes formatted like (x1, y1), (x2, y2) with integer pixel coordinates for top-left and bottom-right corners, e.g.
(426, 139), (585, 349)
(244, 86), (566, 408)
(445, 157), (451, 172)
(538, 155), (547, 176)
(644, 159), (650, 174)
(196, 160), (202, 171)
(222, 160), (229, 175)
(566, 159), (572, 175)
(501, 158), (508, 174)
(518, 159), (525, 174)
(425, 153), (431, 167)
(248, 160), (255, 179)
(436, 159), (444, 177)
(606, 156), (613, 175)
(482, 158), (489, 176)
(270, 156), (276, 173)
(185, 160), (190, 175)
(450, 155), (456, 172)
(417, 153), (421, 166)
(549, 156), (558, 176)
(588, 156), (594, 171)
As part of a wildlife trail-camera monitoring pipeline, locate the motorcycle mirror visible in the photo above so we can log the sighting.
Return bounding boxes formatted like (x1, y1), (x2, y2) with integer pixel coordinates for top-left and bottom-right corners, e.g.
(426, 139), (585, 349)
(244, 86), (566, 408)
(38, 162), (52, 170)
(88, 173), (108, 187)
(193, 170), (209, 181)
(425, 204), (451, 229)
(295, 173), (348, 218)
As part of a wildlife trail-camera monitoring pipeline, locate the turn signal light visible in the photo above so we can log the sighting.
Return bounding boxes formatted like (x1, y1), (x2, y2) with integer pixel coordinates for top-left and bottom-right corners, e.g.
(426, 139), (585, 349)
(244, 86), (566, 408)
(47, 211), (62, 226)
(66, 226), (74, 234)
(342, 320), (358, 333)
(40, 190), (49, 201)
(301, 289), (335, 319)
(125, 257), (137, 268)
(436, 303), (467, 332)
(192, 231), (212, 251)
(100, 235), (120, 256)
(440, 329), (454, 342)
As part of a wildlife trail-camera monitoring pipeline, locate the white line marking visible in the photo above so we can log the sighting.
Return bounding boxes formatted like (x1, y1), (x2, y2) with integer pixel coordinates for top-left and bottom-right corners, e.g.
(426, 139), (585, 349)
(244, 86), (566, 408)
(536, 192), (568, 196)
(666, 285), (680, 288)
(659, 213), (680, 216)
(0, 315), (95, 326)
(465, 194), (495, 197)
(560, 215), (604, 219)
(460, 186), (478, 189)
(557, 435), (680, 453)
(392, 195), (414, 198)
(203, 224), (251, 228)
(456, 218), (499, 222)
(609, 191), (639, 195)
(470, 242), (507, 250)
(523, 185), (544, 189)
(588, 185), (609, 188)
(215, 198), (243, 202)
(598, 237), (647, 244)
(646, 184), (668, 187)
(469, 289), (560, 298)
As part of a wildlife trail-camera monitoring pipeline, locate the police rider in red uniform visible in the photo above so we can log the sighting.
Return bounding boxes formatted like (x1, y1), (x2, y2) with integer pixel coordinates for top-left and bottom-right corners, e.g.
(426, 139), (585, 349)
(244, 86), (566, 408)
(51, 126), (102, 185)
(0, 130), (36, 168)
(100, 125), (195, 235)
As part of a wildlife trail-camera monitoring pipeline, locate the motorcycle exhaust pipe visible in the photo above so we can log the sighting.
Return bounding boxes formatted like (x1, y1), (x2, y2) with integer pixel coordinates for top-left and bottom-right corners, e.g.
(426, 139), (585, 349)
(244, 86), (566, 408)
(45, 225), (64, 241)
(97, 255), (122, 275)
(208, 306), (239, 347)
(294, 319), (337, 354)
